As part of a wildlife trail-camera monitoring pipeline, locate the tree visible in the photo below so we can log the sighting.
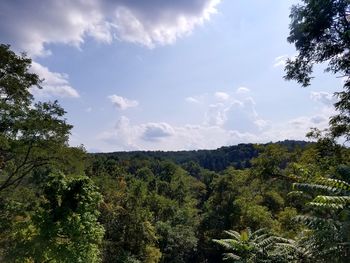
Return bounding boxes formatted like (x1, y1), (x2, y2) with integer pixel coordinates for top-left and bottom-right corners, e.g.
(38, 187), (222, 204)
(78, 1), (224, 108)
(2, 171), (104, 262)
(0, 44), (74, 192)
(251, 144), (290, 180)
(285, 0), (350, 140)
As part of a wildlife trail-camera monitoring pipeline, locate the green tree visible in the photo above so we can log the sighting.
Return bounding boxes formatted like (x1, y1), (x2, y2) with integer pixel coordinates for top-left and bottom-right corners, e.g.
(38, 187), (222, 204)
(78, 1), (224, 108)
(284, 0), (350, 140)
(0, 44), (73, 192)
(251, 144), (290, 180)
(2, 171), (104, 263)
(99, 176), (160, 263)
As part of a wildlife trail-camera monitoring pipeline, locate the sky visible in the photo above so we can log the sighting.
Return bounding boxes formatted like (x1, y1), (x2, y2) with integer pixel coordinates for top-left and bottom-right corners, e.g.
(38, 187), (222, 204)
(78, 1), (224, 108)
(0, 0), (344, 152)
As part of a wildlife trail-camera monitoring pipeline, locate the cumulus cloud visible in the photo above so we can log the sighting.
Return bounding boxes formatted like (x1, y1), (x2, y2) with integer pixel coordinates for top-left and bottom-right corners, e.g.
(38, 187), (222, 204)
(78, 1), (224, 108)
(310, 91), (336, 106)
(223, 97), (265, 132)
(201, 90), (265, 133)
(95, 114), (332, 152)
(29, 62), (79, 98)
(112, 1), (220, 48)
(95, 111), (331, 152)
(185, 96), (200, 103)
(205, 103), (228, 126)
(214, 91), (230, 101)
(97, 116), (259, 151)
(236, 87), (250, 94)
(93, 87), (337, 152)
(108, 94), (139, 110)
(142, 123), (175, 141)
(98, 117), (176, 151)
(0, 0), (221, 57)
(98, 116), (141, 150)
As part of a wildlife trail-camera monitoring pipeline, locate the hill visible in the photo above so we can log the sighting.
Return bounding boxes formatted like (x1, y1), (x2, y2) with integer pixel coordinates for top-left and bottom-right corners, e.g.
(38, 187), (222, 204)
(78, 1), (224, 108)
(93, 140), (310, 172)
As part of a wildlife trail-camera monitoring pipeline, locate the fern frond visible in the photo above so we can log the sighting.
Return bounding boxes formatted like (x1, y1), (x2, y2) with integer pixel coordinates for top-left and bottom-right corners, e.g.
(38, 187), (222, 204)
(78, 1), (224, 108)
(213, 239), (239, 250)
(313, 195), (350, 204)
(246, 227), (252, 238)
(308, 202), (345, 209)
(293, 183), (341, 194)
(222, 253), (241, 261)
(315, 178), (350, 191)
(256, 236), (276, 249)
(253, 233), (270, 242)
(223, 230), (241, 240)
(307, 195), (350, 209)
(294, 215), (341, 229)
(252, 227), (267, 235)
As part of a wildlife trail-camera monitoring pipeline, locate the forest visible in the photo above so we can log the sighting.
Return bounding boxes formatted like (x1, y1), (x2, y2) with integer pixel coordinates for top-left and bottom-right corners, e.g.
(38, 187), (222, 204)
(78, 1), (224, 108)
(1, 0), (350, 262)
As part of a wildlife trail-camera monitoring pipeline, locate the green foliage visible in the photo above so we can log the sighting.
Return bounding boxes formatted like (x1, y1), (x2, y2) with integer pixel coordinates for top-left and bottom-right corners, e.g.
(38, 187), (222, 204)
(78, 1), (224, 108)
(251, 144), (290, 180)
(97, 140), (308, 172)
(285, 0), (350, 140)
(91, 158), (201, 263)
(0, 44), (104, 263)
(277, 207), (299, 237)
(213, 228), (296, 263)
(0, 44), (74, 192)
(2, 172), (104, 263)
(290, 163), (350, 262)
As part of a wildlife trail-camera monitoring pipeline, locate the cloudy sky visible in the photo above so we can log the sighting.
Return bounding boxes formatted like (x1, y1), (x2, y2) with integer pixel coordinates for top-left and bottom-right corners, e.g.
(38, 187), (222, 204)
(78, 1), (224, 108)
(0, 0), (343, 152)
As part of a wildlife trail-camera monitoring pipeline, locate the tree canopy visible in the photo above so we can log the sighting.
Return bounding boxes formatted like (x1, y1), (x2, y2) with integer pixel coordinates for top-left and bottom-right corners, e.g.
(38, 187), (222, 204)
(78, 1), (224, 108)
(0, 44), (74, 192)
(285, 0), (350, 140)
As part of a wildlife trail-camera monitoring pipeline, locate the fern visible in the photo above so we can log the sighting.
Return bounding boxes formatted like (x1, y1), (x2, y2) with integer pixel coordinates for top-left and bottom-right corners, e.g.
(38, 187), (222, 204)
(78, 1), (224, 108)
(289, 167), (350, 262)
(213, 228), (295, 262)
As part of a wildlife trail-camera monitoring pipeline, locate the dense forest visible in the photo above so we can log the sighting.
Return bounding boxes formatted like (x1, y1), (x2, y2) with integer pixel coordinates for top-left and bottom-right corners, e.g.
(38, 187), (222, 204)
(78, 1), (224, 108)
(1, 0), (350, 262)
(97, 140), (310, 172)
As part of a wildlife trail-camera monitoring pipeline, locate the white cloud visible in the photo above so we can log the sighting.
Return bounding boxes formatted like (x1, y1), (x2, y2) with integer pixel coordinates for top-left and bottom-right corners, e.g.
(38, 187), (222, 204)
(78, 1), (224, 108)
(187, 89), (264, 133)
(94, 112), (334, 152)
(202, 90), (263, 133)
(236, 87), (250, 94)
(205, 103), (228, 126)
(29, 62), (79, 98)
(141, 123), (175, 141)
(254, 119), (269, 129)
(92, 87), (337, 152)
(185, 96), (200, 103)
(98, 116), (141, 151)
(223, 97), (263, 132)
(108, 94), (139, 110)
(97, 116), (258, 151)
(310, 91), (336, 106)
(106, 0), (221, 48)
(214, 91), (230, 101)
(0, 0), (221, 57)
(95, 111), (331, 152)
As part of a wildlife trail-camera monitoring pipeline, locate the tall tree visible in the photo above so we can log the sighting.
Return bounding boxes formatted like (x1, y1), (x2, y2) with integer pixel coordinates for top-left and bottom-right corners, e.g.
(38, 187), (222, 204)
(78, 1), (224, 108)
(284, 0), (350, 140)
(0, 44), (73, 191)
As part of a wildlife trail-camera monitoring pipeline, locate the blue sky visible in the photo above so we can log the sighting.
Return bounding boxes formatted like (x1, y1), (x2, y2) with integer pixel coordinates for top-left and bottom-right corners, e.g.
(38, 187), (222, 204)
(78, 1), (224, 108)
(0, 0), (343, 152)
